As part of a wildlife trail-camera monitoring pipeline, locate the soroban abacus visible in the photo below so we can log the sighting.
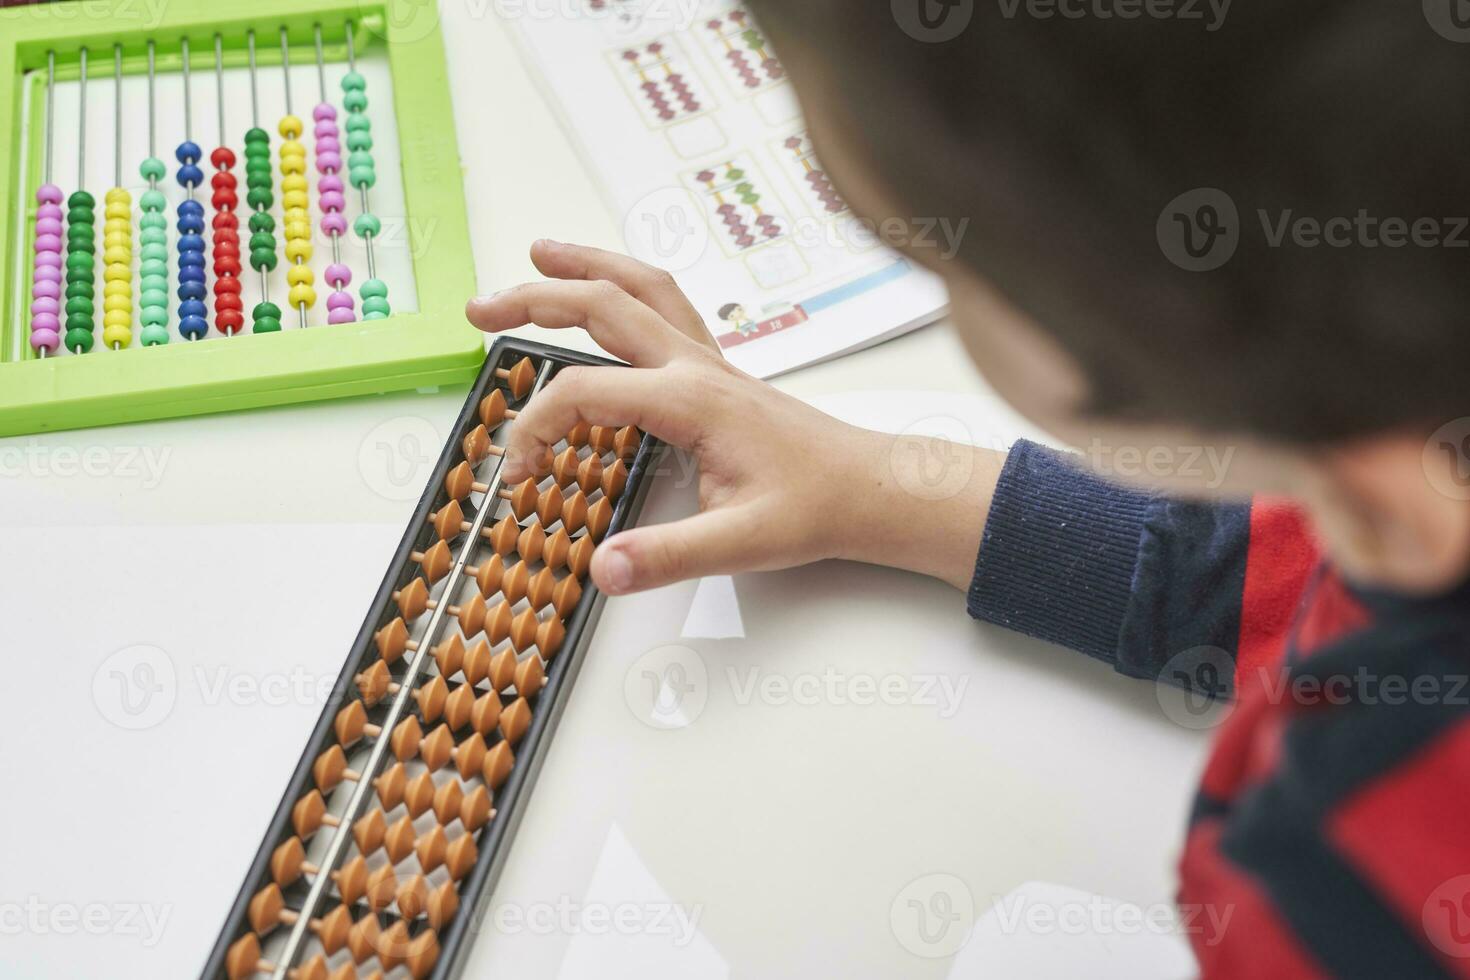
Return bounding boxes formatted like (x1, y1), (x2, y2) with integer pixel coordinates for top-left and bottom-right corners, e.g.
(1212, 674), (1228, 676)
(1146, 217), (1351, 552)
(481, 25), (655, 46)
(204, 338), (661, 980)
(0, 0), (482, 436)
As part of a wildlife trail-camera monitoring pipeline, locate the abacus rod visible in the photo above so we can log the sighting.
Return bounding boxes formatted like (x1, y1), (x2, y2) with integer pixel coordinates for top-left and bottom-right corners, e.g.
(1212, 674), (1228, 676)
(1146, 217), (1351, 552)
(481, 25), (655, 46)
(146, 41), (155, 162)
(76, 47), (86, 187)
(45, 51), (54, 183)
(181, 37), (192, 152)
(214, 34), (225, 147)
(247, 31), (259, 128)
(112, 45), (121, 188)
(280, 27), (292, 115)
(360, 185), (377, 280)
(269, 361), (557, 980)
(345, 18), (356, 71)
(313, 23), (327, 103)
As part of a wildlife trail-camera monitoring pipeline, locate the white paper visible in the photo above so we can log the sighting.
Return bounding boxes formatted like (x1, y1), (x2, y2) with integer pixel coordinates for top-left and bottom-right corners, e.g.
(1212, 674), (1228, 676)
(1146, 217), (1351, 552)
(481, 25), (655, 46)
(510, 1), (949, 377)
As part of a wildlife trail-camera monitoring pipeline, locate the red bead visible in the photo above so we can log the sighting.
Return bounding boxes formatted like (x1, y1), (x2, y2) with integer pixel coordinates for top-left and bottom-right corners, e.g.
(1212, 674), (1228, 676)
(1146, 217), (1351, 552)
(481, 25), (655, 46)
(210, 146), (236, 169)
(211, 189), (238, 211)
(211, 171), (237, 191)
(214, 241), (241, 260)
(216, 309), (245, 334)
(212, 212), (239, 231)
(215, 293), (244, 313)
(214, 271), (243, 292)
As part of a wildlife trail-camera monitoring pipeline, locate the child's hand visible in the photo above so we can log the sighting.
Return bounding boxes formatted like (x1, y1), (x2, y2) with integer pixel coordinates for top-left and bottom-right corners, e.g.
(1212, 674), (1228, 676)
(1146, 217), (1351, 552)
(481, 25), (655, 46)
(466, 240), (1002, 597)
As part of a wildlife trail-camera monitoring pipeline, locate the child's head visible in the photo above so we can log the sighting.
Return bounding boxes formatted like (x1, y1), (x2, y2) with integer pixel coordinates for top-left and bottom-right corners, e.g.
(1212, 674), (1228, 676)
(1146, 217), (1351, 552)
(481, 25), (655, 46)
(747, 0), (1470, 592)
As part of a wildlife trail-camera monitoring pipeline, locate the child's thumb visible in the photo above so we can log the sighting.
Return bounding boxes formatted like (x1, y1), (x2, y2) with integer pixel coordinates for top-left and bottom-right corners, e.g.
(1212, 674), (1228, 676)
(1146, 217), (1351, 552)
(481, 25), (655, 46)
(589, 508), (751, 596)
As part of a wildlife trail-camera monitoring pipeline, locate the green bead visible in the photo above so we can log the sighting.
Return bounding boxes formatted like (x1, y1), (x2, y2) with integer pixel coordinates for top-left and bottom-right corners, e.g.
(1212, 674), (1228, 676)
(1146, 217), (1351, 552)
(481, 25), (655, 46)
(344, 91), (367, 112)
(141, 324), (170, 346)
(360, 278), (388, 299)
(66, 297), (94, 316)
(346, 130), (373, 152)
(245, 189), (272, 210)
(248, 211), (276, 233)
(345, 114), (371, 134)
(249, 231), (277, 251)
(65, 328), (95, 352)
(142, 289), (169, 309)
(141, 306), (168, 327)
(141, 243), (168, 261)
(250, 248), (279, 271)
(139, 157), (167, 181)
(67, 209), (95, 226)
(141, 263), (168, 280)
(362, 296), (391, 318)
(341, 71), (366, 92)
(253, 302), (282, 320)
(68, 190), (95, 208)
(251, 317), (282, 334)
(246, 159), (273, 177)
(66, 252), (93, 272)
(141, 189), (168, 212)
(66, 312), (94, 330)
(140, 211), (166, 229)
(349, 166), (376, 189)
(245, 127), (270, 144)
(348, 150), (374, 170)
(353, 214), (381, 238)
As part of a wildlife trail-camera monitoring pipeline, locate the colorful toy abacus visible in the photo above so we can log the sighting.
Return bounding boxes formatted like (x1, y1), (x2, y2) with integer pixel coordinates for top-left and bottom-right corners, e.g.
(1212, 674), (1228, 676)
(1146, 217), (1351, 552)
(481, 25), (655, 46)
(0, 0), (481, 436)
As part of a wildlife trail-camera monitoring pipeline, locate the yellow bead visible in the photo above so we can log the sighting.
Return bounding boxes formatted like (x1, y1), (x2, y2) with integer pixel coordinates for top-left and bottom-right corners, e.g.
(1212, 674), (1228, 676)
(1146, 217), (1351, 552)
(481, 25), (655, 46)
(285, 221), (310, 242)
(105, 279), (131, 296)
(102, 324), (133, 348)
(282, 191), (309, 211)
(105, 230), (130, 248)
(105, 187), (131, 205)
(288, 284), (317, 308)
(104, 264), (131, 283)
(287, 263), (315, 286)
(106, 202), (131, 220)
(279, 115), (304, 139)
(104, 246), (131, 266)
(284, 239), (313, 263)
(105, 294), (131, 313)
(281, 174), (308, 196)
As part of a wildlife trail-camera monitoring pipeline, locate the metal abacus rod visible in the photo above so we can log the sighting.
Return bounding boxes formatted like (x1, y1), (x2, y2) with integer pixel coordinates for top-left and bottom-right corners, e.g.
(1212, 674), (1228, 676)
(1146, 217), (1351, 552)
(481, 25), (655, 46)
(314, 23), (355, 324)
(101, 44), (132, 351)
(64, 47), (97, 354)
(343, 20), (390, 320)
(267, 360), (556, 980)
(30, 51), (64, 358)
(245, 30), (283, 334)
(210, 35), (245, 337)
(175, 37), (208, 341)
(279, 27), (316, 329)
(138, 41), (171, 346)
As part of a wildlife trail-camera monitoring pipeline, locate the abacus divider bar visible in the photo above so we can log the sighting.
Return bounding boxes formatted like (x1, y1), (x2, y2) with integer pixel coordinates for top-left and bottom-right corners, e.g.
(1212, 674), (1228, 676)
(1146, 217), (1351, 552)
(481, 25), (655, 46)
(269, 359), (556, 980)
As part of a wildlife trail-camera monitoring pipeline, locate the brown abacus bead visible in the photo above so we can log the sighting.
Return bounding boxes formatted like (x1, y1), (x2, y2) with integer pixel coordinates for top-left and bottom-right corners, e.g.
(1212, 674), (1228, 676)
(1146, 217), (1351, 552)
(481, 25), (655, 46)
(515, 654), (547, 698)
(467, 553), (506, 598)
(602, 458), (629, 500)
(500, 696), (533, 744)
(479, 388), (516, 430)
(268, 841), (372, 906)
(290, 790), (387, 856)
(366, 864), (398, 912)
(526, 566), (582, 616)
(586, 497), (613, 541)
(346, 914), (380, 964)
(461, 424), (505, 467)
(410, 539), (454, 584)
(460, 784), (494, 833)
(443, 682), (503, 736)
(506, 610), (566, 658)
(552, 447), (604, 493)
(334, 701), (425, 758)
(248, 884), (354, 952)
(430, 499), (465, 542)
(566, 421), (592, 447)
(419, 723), (491, 776)
(312, 747), (408, 809)
(393, 578), (431, 620)
(373, 617), (411, 665)
(613, 425), (642, 462)
(485, 513), (546, 560)
(483, 739), (515, 789)
(497, 356), (536, 399)
(589, 424), (616, 454)
(354, 663), (448, 726)
(500, 478), (561, 525)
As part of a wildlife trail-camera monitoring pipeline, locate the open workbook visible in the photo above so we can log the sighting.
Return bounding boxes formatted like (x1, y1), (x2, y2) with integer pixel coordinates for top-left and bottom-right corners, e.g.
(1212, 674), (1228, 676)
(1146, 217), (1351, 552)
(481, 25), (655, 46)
(510, 0), (951, 378)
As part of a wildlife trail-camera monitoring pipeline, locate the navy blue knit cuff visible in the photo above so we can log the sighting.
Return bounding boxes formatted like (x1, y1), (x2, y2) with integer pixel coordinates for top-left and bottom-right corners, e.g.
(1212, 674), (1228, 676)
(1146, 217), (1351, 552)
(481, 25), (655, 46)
(967, 440), (1153, 665)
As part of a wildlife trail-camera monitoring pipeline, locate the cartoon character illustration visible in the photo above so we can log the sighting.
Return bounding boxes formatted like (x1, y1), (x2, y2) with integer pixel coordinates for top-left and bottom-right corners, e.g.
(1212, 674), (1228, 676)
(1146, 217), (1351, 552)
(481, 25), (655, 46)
(718, 302), (756, 337)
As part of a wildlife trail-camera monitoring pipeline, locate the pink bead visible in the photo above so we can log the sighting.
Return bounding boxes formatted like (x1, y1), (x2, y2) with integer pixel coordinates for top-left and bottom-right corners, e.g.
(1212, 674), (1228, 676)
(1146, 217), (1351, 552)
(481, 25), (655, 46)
(318, 174), (344, 194)
(315, 121), (339, 140)
(321, 213), (348, 235)
(328, 307), (357, 324)
(320, 190), (346, 212)
(35, 259), (62, 277)
(38, 203), (63, 220)
(314, 103), (337, 122)
(33, 283), (60, 302)
(325, 264), (353, 288)
(327, 288), (356, 309)
(36, 183), (63, 205)
(30, 328), (60, 353)
(30, 313), (59, 332)
(317, 137), (340, 157)
(36, 234), (62, 253)
(37, 216), (63, 236)
(315, 152), (342, 174)
(31, 297), (58, 315)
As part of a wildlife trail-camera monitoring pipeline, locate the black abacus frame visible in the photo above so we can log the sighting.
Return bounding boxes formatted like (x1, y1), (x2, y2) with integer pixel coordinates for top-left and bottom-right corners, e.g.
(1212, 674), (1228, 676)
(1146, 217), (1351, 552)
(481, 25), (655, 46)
(201, 336), (663, 979)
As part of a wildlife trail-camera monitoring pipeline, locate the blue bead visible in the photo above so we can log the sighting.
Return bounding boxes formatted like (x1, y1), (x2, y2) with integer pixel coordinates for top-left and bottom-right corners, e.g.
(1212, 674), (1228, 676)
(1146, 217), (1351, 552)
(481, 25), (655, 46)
(176, 164), (204, 187)
(178, 281), (207, 301)
(179, 300), (208, 319)
(177, 234), (206, 253)
(178, 259), (207, 276)
(179, 199), (205, 217)
(177, 215), (205, 234)
(175, 141), (202, 164)
(179, 315), (209, 339)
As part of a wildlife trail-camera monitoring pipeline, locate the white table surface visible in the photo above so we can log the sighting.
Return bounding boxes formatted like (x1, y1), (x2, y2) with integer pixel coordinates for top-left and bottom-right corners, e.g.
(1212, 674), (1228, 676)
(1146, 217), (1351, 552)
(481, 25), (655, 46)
(0, 5), (1212, 978)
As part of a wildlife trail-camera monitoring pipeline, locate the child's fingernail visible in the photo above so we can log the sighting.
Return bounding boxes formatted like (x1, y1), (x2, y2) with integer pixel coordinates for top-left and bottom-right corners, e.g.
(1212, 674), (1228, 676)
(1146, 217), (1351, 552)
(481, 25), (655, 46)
(603, 549), (634, 593)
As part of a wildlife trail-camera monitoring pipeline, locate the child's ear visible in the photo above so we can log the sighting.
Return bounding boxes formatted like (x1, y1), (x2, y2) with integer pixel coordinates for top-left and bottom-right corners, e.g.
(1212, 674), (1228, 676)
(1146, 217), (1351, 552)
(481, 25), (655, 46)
(1306, 431), (1470, 595)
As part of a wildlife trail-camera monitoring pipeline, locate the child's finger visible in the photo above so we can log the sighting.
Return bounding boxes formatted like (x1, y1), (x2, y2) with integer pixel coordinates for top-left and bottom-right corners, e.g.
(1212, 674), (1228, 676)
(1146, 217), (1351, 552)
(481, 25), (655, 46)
(464, 280), (686, 367)
(529, 240), (717, 350)
(590, 507), (755, 595)
(500, 364), (699, 482)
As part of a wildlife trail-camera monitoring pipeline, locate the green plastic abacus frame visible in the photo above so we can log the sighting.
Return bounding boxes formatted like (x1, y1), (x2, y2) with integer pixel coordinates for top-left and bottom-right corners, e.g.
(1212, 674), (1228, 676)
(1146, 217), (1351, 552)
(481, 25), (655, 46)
(0, 0), (482, 437)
